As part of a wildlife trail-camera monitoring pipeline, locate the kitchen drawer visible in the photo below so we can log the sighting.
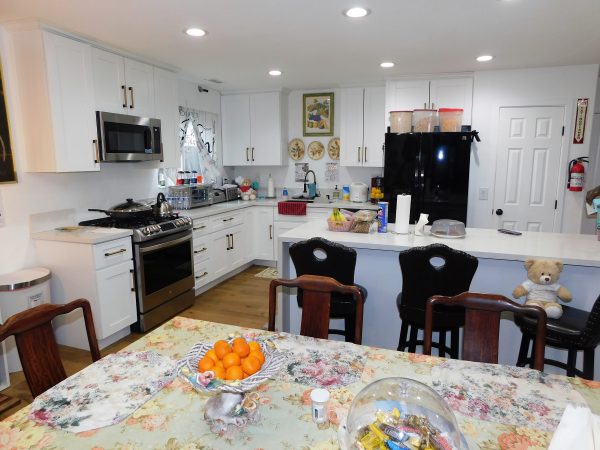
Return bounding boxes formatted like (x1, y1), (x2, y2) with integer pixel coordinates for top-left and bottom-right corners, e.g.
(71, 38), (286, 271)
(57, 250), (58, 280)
(193, 236), (210, 263)
(92, 237), (132, 270)
(192, 218), (210, 237)
(209, 211), (244, 232)
(194, 261), (211, 289)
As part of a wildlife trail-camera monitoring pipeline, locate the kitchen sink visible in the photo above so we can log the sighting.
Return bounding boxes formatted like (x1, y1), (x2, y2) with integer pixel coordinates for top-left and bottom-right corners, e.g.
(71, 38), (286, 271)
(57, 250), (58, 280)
(288, 197), (334, 204)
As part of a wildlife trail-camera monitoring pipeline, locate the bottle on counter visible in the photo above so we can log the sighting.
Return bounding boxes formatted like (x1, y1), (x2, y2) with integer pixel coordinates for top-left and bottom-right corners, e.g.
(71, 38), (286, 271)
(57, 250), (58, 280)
(332, 185), (340, 200)
(191, 171), (198, 185)
(282, 187), (289, 200)
(342, 185), (350, 201)
(267, 174), (275, 198)
(184, 171), (191, 184)
(176, 171), (184, 185)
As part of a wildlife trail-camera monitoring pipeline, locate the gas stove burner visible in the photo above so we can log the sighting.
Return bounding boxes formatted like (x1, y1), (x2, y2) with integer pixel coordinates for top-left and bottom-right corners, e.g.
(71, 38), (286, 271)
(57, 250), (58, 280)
(79, 214), (192, 242)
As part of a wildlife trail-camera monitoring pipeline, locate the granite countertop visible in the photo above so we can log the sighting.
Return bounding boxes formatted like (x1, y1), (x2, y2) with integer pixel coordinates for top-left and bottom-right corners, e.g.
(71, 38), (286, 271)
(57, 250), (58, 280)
(279, 220), (600, 267)
(31, 227), (133, 244)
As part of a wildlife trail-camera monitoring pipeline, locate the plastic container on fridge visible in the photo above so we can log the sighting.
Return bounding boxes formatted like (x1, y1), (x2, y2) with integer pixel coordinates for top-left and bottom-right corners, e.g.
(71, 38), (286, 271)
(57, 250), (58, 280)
(413, 109), (437, 132)
(439, 108), (464, 132)
(389, 111), (412, 133)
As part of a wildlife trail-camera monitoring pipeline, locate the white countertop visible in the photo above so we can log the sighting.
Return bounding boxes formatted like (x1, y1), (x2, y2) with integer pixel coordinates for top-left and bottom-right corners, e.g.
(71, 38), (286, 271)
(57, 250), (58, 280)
(31, 227), (133, 244)
(279, 220), (600, 267)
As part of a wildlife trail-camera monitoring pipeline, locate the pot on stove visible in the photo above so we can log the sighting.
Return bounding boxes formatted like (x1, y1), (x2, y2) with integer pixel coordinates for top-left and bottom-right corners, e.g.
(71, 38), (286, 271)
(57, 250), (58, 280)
(155, 193), (174, 218)
(89, 198), (153, 219)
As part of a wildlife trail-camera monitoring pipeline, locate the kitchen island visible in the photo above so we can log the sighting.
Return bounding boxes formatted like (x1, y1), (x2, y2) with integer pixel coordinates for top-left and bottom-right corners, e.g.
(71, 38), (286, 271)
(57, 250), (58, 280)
(278, 221), (600, 378)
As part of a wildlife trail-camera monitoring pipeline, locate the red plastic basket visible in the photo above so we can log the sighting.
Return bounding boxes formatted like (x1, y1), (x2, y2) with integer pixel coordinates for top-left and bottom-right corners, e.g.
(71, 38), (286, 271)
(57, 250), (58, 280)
(277, 201), (307, 215)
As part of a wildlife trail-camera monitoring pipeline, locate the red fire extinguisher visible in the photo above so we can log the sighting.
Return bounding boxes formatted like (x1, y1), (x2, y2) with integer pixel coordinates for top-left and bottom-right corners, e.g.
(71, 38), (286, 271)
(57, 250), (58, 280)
(567, 157), (589, 191)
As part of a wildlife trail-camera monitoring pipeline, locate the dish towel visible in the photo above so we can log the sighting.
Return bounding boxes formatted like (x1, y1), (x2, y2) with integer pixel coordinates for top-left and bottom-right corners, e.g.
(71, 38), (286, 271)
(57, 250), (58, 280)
(549, 404), (600, 450)
(28, 351), (177, 433)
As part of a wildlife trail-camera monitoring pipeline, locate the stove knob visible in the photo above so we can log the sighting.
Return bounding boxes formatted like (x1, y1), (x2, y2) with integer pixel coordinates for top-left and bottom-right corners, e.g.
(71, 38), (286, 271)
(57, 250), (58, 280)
(142, 227), (151, 235)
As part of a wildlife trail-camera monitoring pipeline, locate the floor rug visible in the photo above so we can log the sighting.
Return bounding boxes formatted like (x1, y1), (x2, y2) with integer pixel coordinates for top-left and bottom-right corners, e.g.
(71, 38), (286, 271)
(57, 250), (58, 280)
(254, 267), (279, 279)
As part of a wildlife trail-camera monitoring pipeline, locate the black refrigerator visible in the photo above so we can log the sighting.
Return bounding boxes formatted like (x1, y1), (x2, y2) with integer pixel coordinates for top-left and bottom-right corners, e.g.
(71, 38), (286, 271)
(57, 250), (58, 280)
(383, 131), (479, 225)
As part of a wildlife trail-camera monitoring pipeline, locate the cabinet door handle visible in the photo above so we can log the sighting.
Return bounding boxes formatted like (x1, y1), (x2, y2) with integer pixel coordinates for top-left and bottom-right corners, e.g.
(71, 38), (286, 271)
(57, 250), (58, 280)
(231, 233), (234, 249)
(357, 147), (361, 163)
(121, 85), (128, 108)
(226, 234), (231, 250)
(424, 102), (427, 109)
(431, 102), (435, 109)
(193, 225), (206, 231)
(130, 269), (135, 292)
(251, 147), (255, 162)
(128, 86), (134, 109)
(93, 139), (100, 163)
(246, 147), (249, 162)
(194, 247), (207, 254)
(269, 224), (273, 240)
(104, 248), (127, 257)
(364, 146), (368, 162)
(222, 217), (234, 222)
(195, 272), (209, 279)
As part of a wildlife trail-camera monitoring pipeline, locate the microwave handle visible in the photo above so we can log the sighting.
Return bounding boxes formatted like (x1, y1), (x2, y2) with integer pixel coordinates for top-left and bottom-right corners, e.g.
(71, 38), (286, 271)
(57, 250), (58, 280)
(145, 127), (152, 151)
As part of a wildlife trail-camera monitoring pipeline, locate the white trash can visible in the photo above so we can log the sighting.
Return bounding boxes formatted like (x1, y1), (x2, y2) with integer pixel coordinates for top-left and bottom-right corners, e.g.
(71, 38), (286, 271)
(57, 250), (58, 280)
(0, 268), (52, 373)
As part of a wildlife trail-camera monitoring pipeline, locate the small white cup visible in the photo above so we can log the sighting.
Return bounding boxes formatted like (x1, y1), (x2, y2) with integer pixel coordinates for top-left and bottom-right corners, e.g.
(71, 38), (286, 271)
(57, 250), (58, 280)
(310, 388), (330, 424)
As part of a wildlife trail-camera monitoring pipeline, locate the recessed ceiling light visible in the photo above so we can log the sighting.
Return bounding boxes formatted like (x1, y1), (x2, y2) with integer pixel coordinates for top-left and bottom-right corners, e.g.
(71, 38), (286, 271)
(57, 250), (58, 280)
(185, 28), (207, 37)
(380, 62), (395, 68)
(476, 55), (494, 62)
(344, 7), (370, 18)
(268, 70), (282, 76)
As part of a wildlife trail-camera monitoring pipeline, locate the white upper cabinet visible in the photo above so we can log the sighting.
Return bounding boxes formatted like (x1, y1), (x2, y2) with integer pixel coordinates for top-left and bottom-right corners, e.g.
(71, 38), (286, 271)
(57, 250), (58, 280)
(386, 77), (473, 125)
(221, 92), (285, 166)
(10, 28), (98, 172)
(340, 86), (385, 167)
(92, 48), (155, 117)
(154, 67), (180, 168)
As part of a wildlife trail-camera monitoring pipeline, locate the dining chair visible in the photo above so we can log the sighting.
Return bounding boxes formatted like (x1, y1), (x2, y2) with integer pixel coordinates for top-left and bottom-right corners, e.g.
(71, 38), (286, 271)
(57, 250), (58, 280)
(289, 237), (367, 343)
(0, 299), (101, 398)
(516, 292), (600, 379)
(397, 243), (478, 357)
(424, 292), (547, 370)
(268, 274), (364, 344)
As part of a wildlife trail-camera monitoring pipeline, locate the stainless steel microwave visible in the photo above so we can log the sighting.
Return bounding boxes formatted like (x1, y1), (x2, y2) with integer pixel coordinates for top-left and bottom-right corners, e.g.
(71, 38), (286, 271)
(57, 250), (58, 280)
(96, 111), (163, 162)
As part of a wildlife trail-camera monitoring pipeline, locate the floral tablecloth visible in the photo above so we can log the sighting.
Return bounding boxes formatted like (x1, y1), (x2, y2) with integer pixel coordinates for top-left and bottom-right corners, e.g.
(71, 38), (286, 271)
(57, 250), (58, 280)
(1, 317), (599, 450)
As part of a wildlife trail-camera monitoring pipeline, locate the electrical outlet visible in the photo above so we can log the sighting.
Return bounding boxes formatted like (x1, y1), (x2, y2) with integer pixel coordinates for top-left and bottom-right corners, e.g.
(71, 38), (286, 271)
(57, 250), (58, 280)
(478, 187), (489, 201)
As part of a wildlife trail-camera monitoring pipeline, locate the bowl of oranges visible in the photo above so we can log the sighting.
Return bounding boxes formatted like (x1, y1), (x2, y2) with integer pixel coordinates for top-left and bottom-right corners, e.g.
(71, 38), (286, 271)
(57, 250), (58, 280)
(177, 337), (285, 393)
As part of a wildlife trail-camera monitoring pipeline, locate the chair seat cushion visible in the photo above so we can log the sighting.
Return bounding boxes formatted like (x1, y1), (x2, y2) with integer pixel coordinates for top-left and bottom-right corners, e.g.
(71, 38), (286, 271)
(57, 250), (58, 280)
(397, 294), (464, 330)
(515, 304), (588, 345)
(297, 284), (367, 318)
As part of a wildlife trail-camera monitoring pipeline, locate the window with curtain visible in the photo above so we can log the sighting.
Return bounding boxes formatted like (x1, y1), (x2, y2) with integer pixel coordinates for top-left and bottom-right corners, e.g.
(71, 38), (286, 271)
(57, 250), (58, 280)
(178, 106), (222, 184)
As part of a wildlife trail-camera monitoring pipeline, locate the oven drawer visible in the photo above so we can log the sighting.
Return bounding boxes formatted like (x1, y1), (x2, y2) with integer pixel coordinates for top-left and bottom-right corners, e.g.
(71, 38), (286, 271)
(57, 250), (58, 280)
(210, 211), (244, 232)
(192, 218), (210, 237)
(194, 261), (211, 289)
(193, 236), (210, 263)
(93, 237), (132, 270)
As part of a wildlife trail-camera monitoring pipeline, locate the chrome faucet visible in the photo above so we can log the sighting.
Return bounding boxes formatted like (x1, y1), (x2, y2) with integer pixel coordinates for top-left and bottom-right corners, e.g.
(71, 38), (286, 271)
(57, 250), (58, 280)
(303, 170), (317, 196)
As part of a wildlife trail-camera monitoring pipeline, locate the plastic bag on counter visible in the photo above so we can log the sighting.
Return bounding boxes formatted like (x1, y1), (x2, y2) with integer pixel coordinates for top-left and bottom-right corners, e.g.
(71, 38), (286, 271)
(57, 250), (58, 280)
(349, 210), (377, 233)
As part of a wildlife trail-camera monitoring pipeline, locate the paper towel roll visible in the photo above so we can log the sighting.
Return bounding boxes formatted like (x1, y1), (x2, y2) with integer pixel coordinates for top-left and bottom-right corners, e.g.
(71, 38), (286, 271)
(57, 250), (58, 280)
(395, 194), (411, 234)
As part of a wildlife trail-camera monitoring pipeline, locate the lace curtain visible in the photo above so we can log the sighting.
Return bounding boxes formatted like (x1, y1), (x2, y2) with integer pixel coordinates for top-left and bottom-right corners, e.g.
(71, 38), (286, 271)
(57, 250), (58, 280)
(178, 106), (222, 184)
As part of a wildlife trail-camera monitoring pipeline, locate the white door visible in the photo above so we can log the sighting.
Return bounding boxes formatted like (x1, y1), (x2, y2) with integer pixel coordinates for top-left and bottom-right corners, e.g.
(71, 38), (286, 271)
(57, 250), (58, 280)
(492, 106), (565, 232)
(43, 32), (99, 172)
(253, 207), (275, 260)
(124, 58), (155, 117)
(340, 87), (365, 167)
(250, 92), (282, 165)
(92, 48), (126, 114)
(429, 77), (474, 125)
(154, 67), (180, 168)
(362, 86), (386, 168)
(385, 80), (430, 121)
(221, 94), (251, 165)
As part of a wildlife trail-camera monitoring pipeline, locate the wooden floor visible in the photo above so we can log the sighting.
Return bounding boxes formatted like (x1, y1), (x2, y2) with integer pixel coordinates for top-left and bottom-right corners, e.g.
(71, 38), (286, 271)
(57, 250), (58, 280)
(0, 265), (271, 420)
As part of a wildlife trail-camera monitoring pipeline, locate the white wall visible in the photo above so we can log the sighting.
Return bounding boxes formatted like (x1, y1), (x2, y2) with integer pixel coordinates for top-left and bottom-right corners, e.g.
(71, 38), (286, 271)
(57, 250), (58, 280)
(469, 64), (599, 233)
(230, 89), (379, 196)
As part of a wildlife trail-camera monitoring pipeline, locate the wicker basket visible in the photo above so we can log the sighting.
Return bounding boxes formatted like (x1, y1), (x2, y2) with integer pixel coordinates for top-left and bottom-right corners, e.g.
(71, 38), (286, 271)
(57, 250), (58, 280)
(327, 217), (354, 232)
(177, 341), (286, 393)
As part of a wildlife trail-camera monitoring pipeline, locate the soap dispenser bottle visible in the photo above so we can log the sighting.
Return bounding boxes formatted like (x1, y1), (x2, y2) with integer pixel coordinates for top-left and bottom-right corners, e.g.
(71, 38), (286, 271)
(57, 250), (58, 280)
(332, 185), (340, 200)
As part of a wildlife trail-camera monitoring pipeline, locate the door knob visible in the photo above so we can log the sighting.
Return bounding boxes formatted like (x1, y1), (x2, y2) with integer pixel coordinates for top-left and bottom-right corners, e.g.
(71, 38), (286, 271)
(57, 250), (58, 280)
(495, 209), (503, 216)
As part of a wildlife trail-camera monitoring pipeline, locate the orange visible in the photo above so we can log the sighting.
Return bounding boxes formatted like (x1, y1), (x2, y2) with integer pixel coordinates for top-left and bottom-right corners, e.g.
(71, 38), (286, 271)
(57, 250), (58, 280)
(215, 343), (232, 360)
(232, 337), (247, 347)
(248, 341), (261, 352)
(242, 372), (249, 379)
(212, 366), (226, 379)
(205, 349), (219, 363)
(215, 360), (224, 368)
(225, 365), (244, 381)
(241, 355), (261, 375)
(249, 350), (265, 365)
(214, 339), (230, 350)
(233, 341), (250, 358)
(198, 356), (214, 372)
(222, 352), (241, 369)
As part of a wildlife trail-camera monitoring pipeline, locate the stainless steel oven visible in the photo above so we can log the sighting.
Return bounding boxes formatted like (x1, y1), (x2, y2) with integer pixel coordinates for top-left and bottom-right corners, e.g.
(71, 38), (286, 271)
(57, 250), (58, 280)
(133, 229), (195, 331)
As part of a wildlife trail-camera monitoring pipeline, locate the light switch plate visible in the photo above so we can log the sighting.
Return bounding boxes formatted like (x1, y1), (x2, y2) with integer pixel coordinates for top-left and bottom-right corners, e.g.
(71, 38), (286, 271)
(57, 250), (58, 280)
(478, 187), (489, 201)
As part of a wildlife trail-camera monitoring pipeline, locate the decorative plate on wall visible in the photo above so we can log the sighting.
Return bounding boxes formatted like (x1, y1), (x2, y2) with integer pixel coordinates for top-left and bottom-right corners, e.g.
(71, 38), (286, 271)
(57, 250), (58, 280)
(327, 137), (340, 160)
(308, 141), (325, 160)
(288, 138), (305, 161)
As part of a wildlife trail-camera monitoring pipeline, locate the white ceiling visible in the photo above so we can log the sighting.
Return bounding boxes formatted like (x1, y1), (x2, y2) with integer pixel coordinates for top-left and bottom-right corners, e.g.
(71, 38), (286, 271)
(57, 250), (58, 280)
(1, 0), (599, 91)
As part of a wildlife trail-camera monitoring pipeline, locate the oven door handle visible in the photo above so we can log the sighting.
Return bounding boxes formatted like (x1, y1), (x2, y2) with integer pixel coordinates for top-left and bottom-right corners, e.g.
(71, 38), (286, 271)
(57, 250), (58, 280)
(138, 233), (192, 254)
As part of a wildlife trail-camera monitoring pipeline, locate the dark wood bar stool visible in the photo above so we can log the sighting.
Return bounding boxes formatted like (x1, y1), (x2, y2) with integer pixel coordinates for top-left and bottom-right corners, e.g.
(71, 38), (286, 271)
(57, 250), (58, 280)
(397, 244), (478, 357)
(289, 237), (367, 343)
(516, 292), (600, 379)
(425, 292), (547, 369)
(268, 275), (364, 344)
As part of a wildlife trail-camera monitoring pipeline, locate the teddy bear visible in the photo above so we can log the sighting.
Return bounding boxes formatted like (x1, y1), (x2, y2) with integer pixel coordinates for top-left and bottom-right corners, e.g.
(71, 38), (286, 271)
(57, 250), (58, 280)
(512, 259), (572, 319)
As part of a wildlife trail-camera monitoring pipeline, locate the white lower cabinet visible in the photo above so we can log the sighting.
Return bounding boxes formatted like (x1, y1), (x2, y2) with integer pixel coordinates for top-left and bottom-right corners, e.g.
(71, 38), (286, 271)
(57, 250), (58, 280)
(253, 206), (274, 260)
(95, 260), (137, 338)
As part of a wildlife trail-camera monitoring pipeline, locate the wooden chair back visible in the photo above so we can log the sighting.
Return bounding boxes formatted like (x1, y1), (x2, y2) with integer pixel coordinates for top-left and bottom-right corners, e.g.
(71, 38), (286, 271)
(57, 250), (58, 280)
(0, 299), (101, 397)
(268, 275), (364, 344)
(424, 292), (547, 370)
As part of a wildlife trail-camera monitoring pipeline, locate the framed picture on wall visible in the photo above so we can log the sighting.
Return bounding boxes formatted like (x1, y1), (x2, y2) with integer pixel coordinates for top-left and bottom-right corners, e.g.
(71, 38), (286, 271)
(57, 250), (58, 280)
(303, 92), (334, 137)
(0, 58), (16, 183)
